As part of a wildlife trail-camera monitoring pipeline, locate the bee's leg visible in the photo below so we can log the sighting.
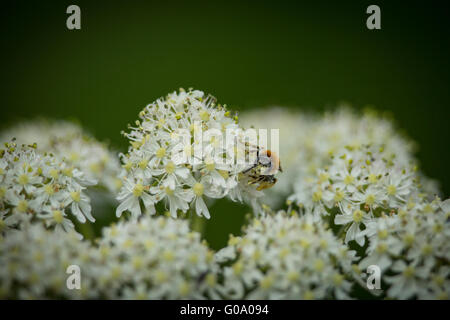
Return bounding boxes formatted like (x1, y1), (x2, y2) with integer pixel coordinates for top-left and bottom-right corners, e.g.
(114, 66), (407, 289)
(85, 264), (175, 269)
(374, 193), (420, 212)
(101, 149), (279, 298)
(242, 164), (257, 174)
(247, 175), (260, 185)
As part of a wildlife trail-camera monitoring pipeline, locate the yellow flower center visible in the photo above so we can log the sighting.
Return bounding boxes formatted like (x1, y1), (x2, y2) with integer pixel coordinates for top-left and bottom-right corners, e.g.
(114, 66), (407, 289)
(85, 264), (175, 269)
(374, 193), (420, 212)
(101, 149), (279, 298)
(165, 187), (174, 196)
(312, 190), (322, 202)
(165, 161), (175, 174)
(63, 167), (73, 177)
(138, 159), (148, 170)
(344, 175), (354, 185)
(365, 194), (376, 205)
(163, 250), (174, 261)
(232, 261), (243, 275)
(403, 233), (414, 246)
(387, 184), (397, 195)
(352, 210), (363, 223)
(334, 190), (344, 202)
(333, 273), (344, 286)
(422, 244), (432, 255)
(18, 174), (29, 185)
(70, 191), (81, 202)
(133, 183), (144, 197)
(376, 243), (387, 254)
(378, 229), (388, 239)
(193, 183), (204, 196)
(53, 210), (63, 223)
(287, 271), (300, 282)
(314, 259), (324, 272)
(123, 161), (133, 171)
(200, 111), (210, 121)
(49, 169), (59, 179)
(17, 200), (28, 212)
(206, 274), (216, 287)
(319, 172), (329, 182)
(44, 184), (54, 195)
(205, 160), (215, 171)
(155, 147), (166, 159)
(219, 170), (229, 179)
(260, 275), (274, 290)
(368, 173), (378, 183)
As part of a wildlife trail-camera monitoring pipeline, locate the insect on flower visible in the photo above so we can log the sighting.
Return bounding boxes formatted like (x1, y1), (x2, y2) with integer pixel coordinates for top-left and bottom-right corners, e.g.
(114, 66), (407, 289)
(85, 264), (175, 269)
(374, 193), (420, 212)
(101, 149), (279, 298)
(242, 147), (282, 191)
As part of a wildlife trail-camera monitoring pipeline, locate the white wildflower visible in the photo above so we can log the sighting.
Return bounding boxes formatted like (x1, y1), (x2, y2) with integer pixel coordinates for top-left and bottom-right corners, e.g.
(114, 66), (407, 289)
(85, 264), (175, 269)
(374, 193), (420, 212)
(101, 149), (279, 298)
(0, 141), (94, 235)
(216, 211), (356, 299)
(117, 88), (274, 220)
(0, 119), (123, 194)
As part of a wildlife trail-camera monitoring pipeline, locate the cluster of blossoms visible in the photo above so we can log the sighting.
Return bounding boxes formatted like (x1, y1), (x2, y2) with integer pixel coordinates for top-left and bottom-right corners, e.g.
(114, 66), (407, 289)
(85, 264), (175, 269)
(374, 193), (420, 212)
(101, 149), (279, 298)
(0, 215), (219, 299)
(0, 119), (122, 194)
(358, 196), (450, 299)
(0, 222), (93, 299)
(117, 89), (264, 220)
(241, 107), (440, 207)
(1, 93), (448, 301)
(0, 141), (94, 236)
(90, 216), (219, 299)
(215, 211), (357, 299)
(288, 143), (424, 246)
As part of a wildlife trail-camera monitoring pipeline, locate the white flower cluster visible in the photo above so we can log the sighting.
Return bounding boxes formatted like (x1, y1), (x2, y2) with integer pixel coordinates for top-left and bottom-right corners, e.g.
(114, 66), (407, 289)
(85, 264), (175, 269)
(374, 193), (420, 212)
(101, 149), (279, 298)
(241, 107), (440, 207)
(359, 197), (450, 299)
(0, 119), (122, 194)
(0, 141), (94, 235)
(289, 143), (425, 246)
(1, 100), (448, 301)
(117, 88), (264, 220)
(90, 216), (218, 299)
(0, 215), (219, 299)
(215, 212), (357, 299)
(0, 223), (93, 299)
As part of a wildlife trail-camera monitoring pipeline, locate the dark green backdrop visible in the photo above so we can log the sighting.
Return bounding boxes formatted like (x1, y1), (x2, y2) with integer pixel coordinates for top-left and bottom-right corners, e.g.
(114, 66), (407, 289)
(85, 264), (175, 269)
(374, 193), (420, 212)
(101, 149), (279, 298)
(1, 0), (449, 249)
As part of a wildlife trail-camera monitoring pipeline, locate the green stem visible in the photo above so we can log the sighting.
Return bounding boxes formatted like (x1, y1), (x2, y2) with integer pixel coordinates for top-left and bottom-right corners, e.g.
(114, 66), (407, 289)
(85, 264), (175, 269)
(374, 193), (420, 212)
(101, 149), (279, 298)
(189, 211), (206, 236)
(78, 222), (95, 240)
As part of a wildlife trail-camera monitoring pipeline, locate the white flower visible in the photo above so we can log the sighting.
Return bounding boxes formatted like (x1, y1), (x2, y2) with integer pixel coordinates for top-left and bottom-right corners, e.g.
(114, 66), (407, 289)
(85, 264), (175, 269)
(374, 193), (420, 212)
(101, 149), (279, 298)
(334, 208), (372, 246)
(115, 179), (155, 218)
(117, 89), (271, 220)
(216, 211), (357, 299)
(0, 141), (94, 235)
(1, 119), (123, 194)
(359, 197), (450, 299)
(241, 107), (422, 207)
(0, 222), (94, 299)
(90, 215), (218, 299)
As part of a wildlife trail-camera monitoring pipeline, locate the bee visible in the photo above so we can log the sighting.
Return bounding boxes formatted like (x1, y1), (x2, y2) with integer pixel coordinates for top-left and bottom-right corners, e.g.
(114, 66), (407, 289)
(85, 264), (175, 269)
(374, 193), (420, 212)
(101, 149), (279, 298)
(242, 148), (282, 191)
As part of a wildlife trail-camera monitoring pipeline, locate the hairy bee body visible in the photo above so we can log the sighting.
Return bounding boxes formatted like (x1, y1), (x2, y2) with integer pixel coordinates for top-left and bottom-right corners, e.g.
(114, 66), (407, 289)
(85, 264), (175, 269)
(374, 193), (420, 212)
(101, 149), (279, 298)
(242, 148), (282, 191)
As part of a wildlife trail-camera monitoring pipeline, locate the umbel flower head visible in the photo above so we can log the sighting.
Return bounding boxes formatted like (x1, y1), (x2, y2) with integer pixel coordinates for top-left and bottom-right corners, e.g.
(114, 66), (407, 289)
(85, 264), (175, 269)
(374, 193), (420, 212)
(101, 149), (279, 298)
(358, 197), (450, 300)
(288, 141), (437, 247)
(117, 88), (272, 220)
(0, 215), (219, 299)
(0, 119), (123, 194)
(241, 107), (440, 206)
(215, 211), (357, 299)
(0, 141), (94, 236)
(89, 215), (219, 299)
(0, 222), (94, 299)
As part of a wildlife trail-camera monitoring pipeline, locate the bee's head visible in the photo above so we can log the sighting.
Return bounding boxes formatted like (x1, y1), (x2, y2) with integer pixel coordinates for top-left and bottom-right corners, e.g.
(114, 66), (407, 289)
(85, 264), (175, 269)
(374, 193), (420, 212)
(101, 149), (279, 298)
(258, 149), (282, 175)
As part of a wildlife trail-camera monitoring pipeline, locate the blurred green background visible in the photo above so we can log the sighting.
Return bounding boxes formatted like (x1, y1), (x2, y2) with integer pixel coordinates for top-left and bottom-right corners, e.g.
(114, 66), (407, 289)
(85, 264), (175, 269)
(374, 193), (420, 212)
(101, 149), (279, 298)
(1, 0), (449, 249)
